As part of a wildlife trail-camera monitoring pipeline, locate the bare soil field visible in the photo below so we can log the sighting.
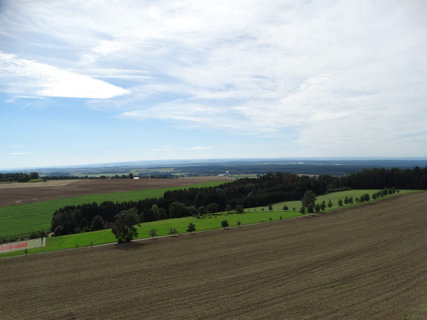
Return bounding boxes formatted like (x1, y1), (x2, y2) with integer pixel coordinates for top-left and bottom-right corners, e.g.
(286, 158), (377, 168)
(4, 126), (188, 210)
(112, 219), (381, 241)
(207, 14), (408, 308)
(0, 176), (230, 207)
(1, 192), (426, 320)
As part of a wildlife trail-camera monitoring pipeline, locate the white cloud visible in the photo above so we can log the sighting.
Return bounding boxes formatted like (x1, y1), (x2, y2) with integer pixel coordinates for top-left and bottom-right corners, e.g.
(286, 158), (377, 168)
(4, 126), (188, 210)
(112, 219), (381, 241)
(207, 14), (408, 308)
(0, 52), (129, 98)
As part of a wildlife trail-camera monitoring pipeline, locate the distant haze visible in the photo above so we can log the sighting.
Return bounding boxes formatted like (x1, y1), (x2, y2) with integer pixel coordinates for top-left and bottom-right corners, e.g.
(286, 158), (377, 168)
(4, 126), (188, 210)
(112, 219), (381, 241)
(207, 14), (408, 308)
(2, 158), (427, 174)
(1, 1), (426, 168)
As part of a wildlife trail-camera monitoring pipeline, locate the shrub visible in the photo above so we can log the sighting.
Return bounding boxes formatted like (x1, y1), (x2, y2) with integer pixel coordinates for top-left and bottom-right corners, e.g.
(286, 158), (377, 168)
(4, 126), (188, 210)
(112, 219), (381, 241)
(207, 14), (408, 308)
(268, 205), (273, 211)
(29, 231), (43, 239)
(237, 220), (241, 226)
(282, 205), (288, 210)
(320, 201), (326, 211)
(235, 205), (244, 214)
(360, 193), (370, 202)
(168, 227), (178, 235)
(221, 220), (229, 228)
(186, 223), (196, 232)
(149, 229), (158, 238)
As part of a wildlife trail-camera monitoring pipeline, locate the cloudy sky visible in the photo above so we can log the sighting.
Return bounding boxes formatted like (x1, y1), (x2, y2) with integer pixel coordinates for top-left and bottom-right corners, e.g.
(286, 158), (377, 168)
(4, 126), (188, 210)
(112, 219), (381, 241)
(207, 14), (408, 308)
(1, 0), (426, 169)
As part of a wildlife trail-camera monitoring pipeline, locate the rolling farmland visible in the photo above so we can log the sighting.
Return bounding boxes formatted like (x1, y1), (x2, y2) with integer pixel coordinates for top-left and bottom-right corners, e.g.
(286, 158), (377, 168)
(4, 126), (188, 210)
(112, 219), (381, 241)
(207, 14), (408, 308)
(1, 189), (414, 258)
(1, 191), (426, 319)
(0, 177), (230, 207)
(0, 178), (229, 239)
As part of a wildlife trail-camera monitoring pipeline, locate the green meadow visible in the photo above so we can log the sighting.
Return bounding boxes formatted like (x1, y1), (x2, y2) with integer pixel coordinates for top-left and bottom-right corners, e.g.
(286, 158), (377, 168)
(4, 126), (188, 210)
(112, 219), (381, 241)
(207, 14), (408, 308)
(246, 189), (416, 212)
(1, 210), (301, 258)
(0, 181), (226, 240)
(1, 189), (417, 259)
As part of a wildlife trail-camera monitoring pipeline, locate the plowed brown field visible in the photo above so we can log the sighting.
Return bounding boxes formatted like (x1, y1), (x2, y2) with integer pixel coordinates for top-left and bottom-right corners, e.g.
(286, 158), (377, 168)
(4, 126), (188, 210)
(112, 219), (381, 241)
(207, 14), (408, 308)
(1, 192), (426, 320)
(0, 176), (230, 206)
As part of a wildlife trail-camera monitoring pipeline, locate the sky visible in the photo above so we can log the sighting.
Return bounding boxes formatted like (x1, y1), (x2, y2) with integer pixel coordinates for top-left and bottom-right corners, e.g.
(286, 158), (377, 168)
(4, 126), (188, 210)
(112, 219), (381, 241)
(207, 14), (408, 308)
(1, 0), (427, 169)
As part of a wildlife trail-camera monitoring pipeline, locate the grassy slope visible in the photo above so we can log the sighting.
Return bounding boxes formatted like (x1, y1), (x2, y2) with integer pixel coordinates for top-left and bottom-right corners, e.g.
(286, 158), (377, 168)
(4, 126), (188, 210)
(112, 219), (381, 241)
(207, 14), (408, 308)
(1, 189), (418, 258)
(0, 181), (226, 239)
(246, 189), (415, 212)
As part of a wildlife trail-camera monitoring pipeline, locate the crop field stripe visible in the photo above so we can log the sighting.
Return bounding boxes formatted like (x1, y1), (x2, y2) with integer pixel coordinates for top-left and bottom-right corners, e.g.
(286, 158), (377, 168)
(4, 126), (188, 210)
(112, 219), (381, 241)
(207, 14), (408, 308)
(0, 181), (227, 239)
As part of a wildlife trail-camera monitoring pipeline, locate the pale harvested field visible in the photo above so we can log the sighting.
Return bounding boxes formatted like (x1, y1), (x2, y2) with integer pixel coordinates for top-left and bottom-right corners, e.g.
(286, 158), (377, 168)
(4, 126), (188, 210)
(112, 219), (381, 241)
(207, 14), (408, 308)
(0, 176), (230, 206)
(0, 180), (78, 189)
(0, 192), (426, 320)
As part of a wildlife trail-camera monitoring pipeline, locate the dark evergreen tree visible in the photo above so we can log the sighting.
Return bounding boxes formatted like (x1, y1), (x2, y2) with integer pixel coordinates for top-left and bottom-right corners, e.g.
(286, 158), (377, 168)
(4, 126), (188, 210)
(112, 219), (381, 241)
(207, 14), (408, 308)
(91, 215), (105, 231)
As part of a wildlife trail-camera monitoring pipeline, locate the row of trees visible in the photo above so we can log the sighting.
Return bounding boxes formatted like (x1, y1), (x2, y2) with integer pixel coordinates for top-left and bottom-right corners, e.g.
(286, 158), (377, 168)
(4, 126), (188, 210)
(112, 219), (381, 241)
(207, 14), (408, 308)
(299, 187), (399, 214)
(0, 172), (146, 182)
(51, 172), (330, 236)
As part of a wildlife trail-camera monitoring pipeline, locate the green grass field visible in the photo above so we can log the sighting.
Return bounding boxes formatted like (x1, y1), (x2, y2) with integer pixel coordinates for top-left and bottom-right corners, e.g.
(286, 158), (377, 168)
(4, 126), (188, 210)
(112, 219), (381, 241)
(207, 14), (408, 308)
(1, 210), (301, 258)
(246, 189), (415, 213)
(0, 181), (226, 240)
(1, 189), (417, 259)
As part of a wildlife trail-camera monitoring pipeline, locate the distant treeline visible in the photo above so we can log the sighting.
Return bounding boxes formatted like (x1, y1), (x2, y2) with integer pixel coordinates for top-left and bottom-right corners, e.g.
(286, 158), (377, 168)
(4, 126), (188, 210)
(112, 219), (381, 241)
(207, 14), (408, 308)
(152, 160), (427, 176)
(0, 172), (160, 182)
(50, 166), (427, 236)
(0, 172), (39, 182)
(44, 174), (135, 180)
(333, 166), (427, 189)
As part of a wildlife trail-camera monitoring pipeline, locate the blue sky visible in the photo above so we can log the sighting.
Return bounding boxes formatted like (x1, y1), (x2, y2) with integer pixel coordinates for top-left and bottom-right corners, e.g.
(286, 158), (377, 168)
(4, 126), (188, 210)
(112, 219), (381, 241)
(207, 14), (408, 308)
(1, 0), (426, 169)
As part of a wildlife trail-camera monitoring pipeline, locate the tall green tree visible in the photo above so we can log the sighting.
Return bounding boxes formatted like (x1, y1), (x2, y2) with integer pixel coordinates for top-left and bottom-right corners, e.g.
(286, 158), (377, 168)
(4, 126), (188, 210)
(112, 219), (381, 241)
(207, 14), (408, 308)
(301, 190), (316, 211)
(112, 208), (140, 243)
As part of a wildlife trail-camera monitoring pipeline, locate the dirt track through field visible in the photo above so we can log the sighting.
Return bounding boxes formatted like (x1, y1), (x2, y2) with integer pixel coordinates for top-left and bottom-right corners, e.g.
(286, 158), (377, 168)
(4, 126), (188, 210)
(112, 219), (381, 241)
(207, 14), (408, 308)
(1, 192), (426, 319)
(0, 177), (229, 206)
